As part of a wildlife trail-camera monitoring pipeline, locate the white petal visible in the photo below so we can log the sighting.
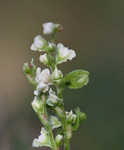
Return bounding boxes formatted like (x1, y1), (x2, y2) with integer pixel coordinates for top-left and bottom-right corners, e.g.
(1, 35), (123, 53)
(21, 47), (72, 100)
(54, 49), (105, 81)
(35, 67), (41, 83)
(31, 35), (47, 51)
(35, 68), (51, 83)
(37, 82), (48, 90)
(34, 35), (44, 48)
(40, 69), (51, 83)
(38, 134), (47, 143)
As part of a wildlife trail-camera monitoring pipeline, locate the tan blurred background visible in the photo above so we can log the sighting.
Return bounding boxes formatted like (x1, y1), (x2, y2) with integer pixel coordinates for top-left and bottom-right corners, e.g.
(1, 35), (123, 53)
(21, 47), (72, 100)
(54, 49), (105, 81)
(0, 0), (124, 150)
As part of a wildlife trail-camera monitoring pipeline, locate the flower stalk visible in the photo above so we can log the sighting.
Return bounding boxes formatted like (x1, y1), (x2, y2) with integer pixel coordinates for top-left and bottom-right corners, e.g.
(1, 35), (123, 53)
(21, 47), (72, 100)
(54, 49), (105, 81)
(23, 22), (89, 150)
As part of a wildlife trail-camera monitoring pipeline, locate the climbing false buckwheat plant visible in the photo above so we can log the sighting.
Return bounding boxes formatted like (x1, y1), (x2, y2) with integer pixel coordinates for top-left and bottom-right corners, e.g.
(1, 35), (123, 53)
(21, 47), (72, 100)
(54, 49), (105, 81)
(23, 22), (89, 150)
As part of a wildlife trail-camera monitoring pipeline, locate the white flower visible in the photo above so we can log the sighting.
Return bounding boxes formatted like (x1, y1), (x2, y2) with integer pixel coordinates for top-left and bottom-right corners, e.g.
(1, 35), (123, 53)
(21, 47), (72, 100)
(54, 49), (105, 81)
(43, 22), (60, 35)
(32, 128), (51, 148)
(30, 35), (47, 51)
(52, 67), (63, 80)
(35, 67), (51, 83)
(47, 88), (62, 106)
(39, 53), (48, 65)
(56, 43), (76, 64)
(49, 116), (61, 129)
(35, 67), (51, 94)
(66, 110), (77, 123)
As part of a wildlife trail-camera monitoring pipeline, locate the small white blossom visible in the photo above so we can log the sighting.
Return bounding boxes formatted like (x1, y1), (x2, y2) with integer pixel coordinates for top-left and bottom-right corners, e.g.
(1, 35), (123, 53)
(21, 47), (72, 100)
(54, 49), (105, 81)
(52, 67), (63, 80)
(56, 43), (76, 64)
(30, 35), (47, 51)
(43, 22), (60, 35)
(35, 67), (51, 83)
(47, 88), (62, 106)
(32, 128), (51, 148)
(39, 53), (48, 65)
(35, 67), (51, 94)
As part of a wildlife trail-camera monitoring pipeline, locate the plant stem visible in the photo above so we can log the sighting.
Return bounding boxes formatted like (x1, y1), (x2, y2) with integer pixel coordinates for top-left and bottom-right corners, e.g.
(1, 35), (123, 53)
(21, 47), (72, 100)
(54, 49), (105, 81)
(63, 119), (70, 150)
(64, 138), (70, 150)
(36, 95), (57, 150)
(55, 87), (70, 150)
(51, 33), (70, 150)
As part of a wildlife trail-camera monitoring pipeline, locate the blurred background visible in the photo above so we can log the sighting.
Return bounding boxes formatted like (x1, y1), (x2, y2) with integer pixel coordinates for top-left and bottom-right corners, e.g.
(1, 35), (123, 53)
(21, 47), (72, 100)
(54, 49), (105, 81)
(0, 0), (124, 150)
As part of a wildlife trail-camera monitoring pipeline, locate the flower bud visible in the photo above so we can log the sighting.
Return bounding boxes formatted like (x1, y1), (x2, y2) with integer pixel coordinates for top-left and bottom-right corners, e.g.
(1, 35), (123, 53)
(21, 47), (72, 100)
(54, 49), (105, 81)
(42, 22), (61, 35)
(23, 58), (36, 75)
(31, 96), (43, 114)
(55, 134), (63, 146)
(23, 62), (30, 74)
(49, 116), (61, 129)
(39, 53), (49, 65)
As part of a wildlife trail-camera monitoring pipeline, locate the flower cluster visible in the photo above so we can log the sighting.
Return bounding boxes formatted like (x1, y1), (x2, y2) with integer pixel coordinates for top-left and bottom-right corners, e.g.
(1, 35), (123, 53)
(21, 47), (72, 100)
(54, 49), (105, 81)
(23, 22), (89, 150)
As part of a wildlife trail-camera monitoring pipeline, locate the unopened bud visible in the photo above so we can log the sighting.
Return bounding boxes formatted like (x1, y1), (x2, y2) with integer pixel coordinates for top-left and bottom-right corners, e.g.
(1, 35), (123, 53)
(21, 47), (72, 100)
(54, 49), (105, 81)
(32, 96), (43, 114)
(39, 53), (49, 65)
(55, 134), (63, 146)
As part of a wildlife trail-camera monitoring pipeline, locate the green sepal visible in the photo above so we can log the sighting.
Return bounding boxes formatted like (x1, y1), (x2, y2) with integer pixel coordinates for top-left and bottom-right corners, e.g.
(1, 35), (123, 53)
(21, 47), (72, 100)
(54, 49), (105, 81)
(31, 96), (44, 114)
(49, 116), (62, 130)
(25, 74), (37, 88)
(64, 69), (89, 89)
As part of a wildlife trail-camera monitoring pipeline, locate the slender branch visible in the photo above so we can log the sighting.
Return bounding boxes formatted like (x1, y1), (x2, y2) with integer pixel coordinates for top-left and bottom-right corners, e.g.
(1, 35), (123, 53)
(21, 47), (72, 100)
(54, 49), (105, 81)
(35, 95), (57, 150)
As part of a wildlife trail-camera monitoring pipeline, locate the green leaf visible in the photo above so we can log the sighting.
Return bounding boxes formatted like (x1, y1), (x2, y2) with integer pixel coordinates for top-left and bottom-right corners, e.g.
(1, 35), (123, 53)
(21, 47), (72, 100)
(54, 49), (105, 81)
(64, 69), (89, 89)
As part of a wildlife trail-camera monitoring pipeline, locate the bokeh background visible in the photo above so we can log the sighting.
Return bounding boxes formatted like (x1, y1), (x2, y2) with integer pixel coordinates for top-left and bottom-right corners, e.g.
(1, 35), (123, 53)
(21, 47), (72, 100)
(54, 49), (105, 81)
(0, 0), (124, 150)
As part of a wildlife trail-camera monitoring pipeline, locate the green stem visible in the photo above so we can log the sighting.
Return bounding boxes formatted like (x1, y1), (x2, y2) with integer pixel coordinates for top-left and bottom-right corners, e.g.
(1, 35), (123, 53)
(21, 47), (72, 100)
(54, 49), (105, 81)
(36, 95), (57, 150)
(63, 119), (70, 150)
(50, 33), (70, 150)
(64, 138), (70, 150)
(55, 88), (70, 150)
